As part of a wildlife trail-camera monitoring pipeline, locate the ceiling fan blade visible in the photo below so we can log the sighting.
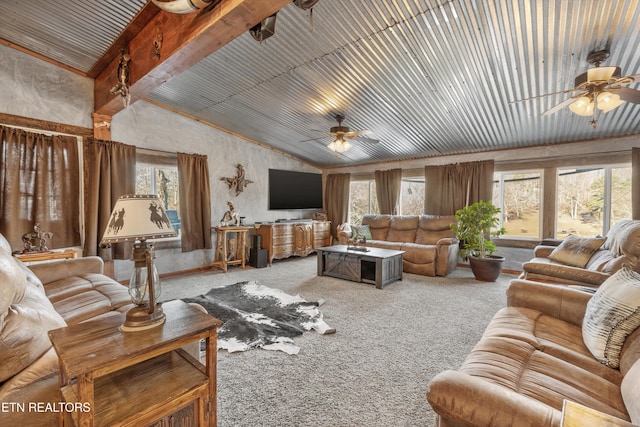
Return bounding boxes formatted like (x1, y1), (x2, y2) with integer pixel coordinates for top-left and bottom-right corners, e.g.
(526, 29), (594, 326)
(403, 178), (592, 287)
(541, 96), (582, 116)
(510, 88), (584, 104)
(352, 136), (380, 144)
(299, 136), (328, 143)
(616, 87), (640, 104)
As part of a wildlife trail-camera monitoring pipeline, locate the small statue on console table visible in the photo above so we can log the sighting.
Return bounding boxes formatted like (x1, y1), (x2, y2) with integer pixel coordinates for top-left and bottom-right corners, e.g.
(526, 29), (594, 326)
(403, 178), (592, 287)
(21, 223), (53, 252)
(220, 201), (240, 226)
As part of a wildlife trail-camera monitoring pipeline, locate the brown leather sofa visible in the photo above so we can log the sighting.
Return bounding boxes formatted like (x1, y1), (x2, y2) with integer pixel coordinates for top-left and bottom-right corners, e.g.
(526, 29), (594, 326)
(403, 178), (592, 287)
(338, 214), (458, 276)
(521, 220), (640, 287)
(0, 233), (134, 426)
(426, 279), (640, 426)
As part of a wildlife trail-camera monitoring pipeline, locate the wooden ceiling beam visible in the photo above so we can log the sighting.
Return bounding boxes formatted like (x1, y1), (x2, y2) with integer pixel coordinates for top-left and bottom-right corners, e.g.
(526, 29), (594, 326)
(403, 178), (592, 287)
(94, 0), (291, 116)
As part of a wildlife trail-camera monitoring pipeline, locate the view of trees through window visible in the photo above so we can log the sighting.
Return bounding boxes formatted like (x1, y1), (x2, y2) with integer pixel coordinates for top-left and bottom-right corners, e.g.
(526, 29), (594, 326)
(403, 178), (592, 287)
(493, 172), (541, 238)
(556, 166), (631, 238)
(136, 164), (181, 236)
(492, 166), (632, 239)
(349, 179), (425, 223)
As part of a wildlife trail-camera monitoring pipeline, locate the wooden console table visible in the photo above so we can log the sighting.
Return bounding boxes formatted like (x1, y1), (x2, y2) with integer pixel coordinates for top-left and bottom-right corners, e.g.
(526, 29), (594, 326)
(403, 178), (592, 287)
(48, 300), (222, 427)
(212, 226), (251, 272)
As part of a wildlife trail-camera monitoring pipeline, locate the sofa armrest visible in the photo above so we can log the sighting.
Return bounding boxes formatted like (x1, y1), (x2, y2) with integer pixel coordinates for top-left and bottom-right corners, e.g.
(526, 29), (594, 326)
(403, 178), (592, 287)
(29, 256), (105, 285)
(506, 279), (592, 327)
(533, 245), (557, 258)
(522, 260), (610, 286)
(427, 370), (562, 427)
(436, 237), (457, 246)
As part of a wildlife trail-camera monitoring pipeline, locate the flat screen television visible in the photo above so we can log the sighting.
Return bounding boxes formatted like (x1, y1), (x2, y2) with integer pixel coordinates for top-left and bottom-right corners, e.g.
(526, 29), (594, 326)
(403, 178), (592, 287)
(268, 169), (323, 210)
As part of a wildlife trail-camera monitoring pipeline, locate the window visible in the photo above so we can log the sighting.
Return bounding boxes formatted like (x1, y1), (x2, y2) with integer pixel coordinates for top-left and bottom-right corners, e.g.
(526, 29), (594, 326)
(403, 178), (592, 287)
(349, 181), (379, 224)
(400, 179), (425, 215)
(493, 171), (542, 239)
(349, 177), (425, 222)
(556, 166), (632, 238)
(136, 161), (181, 236)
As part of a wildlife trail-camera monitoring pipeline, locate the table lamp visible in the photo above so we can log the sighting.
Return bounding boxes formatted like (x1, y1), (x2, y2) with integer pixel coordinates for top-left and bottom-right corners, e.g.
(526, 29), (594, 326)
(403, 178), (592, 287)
(101, 194), (177, 331)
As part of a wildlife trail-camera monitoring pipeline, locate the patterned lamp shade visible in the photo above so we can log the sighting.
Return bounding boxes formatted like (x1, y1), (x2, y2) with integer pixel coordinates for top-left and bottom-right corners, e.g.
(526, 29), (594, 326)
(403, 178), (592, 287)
(101, 194), (177, 244)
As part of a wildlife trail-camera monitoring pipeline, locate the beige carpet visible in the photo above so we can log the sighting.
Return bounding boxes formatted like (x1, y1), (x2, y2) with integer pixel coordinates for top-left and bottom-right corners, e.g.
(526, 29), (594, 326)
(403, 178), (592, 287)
(161, 255), (515, 427)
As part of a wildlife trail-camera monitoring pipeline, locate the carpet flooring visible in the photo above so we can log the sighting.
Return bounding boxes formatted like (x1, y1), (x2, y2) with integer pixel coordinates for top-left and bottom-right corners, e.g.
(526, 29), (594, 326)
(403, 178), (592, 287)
(161, 255), (515, 427)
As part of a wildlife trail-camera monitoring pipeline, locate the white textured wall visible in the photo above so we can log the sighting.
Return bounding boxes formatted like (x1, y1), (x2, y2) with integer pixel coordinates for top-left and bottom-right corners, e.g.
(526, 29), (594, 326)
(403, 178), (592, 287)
(0, 44), (93, 127)
(110, 100), (322, 279)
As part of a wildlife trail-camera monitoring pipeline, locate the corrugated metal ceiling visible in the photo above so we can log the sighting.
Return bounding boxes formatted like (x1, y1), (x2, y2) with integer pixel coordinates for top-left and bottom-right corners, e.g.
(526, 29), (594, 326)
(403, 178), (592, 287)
(1, 0), (639, 167)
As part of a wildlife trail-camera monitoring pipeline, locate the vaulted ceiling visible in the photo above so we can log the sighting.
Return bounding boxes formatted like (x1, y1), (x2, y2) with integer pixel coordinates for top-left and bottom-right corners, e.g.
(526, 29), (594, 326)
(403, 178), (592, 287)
(1, 0), (639, 167)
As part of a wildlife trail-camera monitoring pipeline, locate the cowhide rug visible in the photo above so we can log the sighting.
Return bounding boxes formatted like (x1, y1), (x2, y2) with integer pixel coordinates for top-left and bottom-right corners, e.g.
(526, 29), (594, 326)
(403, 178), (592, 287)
(182, 280), (335, 354)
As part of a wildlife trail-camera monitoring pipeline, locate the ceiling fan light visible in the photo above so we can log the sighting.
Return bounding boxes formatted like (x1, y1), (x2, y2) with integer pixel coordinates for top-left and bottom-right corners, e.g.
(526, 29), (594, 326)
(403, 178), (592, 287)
(343, 140), (353, 152)
(569, 96), (594, 116)
(587, 66), (620, 83)
(597, 91), (624, 112)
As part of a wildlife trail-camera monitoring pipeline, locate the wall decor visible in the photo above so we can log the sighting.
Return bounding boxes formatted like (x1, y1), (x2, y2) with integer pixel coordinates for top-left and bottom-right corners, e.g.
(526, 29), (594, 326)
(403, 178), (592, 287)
(220, 164), (253, 196)
(109, 48), (131, 108)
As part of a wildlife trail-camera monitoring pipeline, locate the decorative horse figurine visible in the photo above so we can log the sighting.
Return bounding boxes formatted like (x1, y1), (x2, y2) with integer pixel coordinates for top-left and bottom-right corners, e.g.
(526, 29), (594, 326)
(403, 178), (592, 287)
(220, 201), (240, 226)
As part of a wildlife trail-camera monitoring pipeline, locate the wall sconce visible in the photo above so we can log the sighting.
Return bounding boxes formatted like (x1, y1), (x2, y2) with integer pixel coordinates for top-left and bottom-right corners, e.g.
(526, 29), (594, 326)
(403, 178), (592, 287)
(101, 194), (177, 331)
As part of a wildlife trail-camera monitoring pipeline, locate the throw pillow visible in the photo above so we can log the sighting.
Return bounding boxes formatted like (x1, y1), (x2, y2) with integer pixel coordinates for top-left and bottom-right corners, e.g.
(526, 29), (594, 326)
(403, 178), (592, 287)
(547, 235), (606, 268)
(352, 224), (372, 240)
(582, 264), (640, 368)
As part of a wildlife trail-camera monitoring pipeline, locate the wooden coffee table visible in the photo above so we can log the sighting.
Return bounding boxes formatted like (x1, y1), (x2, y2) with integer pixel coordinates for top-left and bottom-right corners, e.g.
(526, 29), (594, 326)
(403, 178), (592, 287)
(316, 245), (404, 289)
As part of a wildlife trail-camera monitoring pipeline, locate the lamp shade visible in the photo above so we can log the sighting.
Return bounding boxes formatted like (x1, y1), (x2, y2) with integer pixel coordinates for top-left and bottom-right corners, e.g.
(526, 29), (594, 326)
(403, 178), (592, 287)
(569, 96), (594, 116)
(597, 91), (624, 113)
(101, 194), (177, 244)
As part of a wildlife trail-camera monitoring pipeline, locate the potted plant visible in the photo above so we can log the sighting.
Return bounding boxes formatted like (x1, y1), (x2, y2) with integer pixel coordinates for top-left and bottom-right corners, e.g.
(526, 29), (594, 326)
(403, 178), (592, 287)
(451, 200), (506, 281)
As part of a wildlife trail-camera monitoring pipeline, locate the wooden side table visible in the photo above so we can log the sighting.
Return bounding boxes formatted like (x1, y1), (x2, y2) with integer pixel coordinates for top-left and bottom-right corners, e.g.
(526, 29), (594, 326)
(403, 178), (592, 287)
(14, 249), (77, 263)
(212, 226), (251, 272)
(561, 400), (636, 427)
(48, 300), (222, 427)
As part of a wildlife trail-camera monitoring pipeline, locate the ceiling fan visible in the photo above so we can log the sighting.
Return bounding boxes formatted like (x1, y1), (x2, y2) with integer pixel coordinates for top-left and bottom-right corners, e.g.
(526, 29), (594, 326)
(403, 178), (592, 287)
(514, 49), (640, 128)
(304, 114), (379, 153)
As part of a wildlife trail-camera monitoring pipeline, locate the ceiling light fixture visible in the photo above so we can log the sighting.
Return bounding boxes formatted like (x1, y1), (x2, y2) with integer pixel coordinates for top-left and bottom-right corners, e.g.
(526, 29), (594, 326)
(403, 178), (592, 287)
(327, 136), (352, 153)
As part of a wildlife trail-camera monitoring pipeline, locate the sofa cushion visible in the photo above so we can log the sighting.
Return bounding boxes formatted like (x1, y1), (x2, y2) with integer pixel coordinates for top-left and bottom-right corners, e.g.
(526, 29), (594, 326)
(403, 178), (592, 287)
(361, 215), (391, 240)
(415, 215), (455, 245)
(387, 216), (418, 243)
(583, 264), (640, 368)
(401, 243), (436, 264)
(0, 251), (28, 329)
(459, 336), (628, 420)
(547, 235), (606, 268)
(0, 281), (66, 383)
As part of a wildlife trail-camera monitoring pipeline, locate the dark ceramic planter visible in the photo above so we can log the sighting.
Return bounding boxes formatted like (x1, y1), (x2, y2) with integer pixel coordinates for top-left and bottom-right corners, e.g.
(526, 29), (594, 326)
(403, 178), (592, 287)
(469, 255), (505, 282)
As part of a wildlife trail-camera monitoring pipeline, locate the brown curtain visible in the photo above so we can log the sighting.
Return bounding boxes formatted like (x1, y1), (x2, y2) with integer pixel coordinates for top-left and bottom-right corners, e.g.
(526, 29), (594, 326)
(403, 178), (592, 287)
(325, 173), (351, 238)
(0, 126), (80, 250)
(374, 168), (402, 214)
(633, 147), (640, 220)
(177, 153), (212, 252)
(83, 138), (136, 259)
(424, 160), (494, 215)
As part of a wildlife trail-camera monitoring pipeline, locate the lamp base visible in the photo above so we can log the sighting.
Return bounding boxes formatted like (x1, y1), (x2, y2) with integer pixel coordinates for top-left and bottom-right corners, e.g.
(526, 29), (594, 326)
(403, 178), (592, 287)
(120, 304), (166, 332)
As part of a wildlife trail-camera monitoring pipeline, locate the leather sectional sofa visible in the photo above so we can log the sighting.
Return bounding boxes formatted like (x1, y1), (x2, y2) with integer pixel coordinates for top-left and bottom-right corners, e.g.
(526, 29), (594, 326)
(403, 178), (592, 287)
(0, 233), (135, 426)
(521, 220), (640, 287)
(426, 279), (640, 426)
(338, 214), (459, 276)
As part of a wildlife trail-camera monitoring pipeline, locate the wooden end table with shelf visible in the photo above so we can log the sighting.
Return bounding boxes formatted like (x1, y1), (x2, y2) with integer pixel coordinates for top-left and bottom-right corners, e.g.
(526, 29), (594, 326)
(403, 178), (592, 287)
(48, 300), (222, 427)
(211, 226), (251, 272)
(14, 249), (77, 263)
